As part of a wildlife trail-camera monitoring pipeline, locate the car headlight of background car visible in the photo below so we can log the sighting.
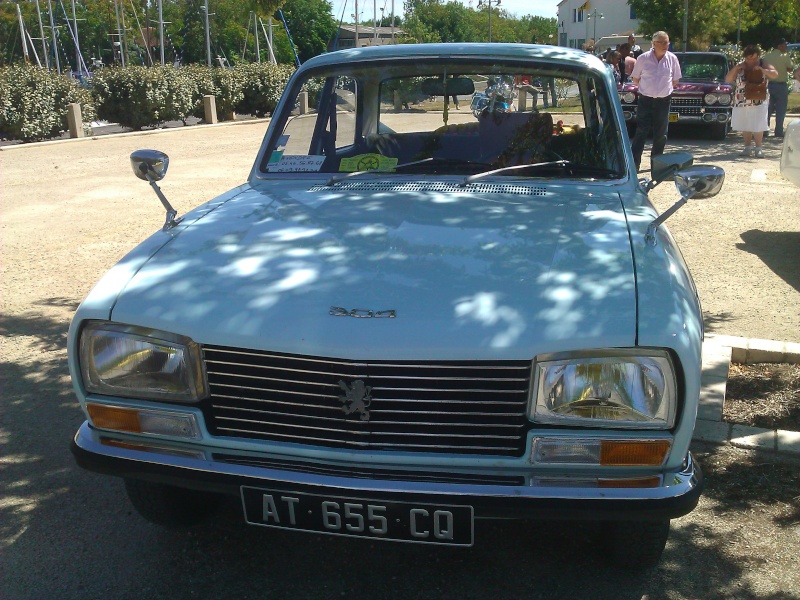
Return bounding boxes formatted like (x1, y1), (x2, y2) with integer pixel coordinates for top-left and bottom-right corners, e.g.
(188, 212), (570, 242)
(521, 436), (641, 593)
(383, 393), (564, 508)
(530, 353), (677, 429)
(704, 93), (731, 106)
(620, 92), (636, 104)
(79, 321), (206, 403)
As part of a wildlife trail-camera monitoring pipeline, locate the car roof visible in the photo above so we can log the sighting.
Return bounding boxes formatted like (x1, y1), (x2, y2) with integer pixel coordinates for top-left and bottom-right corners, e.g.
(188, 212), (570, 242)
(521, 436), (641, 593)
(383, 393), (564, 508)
(300, 43), (600, 71)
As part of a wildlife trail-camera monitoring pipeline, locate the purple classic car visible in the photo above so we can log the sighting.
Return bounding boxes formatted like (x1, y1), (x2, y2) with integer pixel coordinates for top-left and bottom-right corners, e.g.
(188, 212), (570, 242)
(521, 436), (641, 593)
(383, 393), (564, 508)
(619, 52), (733, 140)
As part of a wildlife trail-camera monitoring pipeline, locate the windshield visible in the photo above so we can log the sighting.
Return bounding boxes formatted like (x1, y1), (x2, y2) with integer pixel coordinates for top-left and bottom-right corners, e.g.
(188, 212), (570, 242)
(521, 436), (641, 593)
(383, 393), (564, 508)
(675, 53), (729, 81)
(260, 57), (626, 180)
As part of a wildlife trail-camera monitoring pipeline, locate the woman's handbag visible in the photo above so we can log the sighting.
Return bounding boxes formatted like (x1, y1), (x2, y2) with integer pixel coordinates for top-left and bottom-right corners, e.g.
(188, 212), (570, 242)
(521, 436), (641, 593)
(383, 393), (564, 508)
(744, 66), (767, 101)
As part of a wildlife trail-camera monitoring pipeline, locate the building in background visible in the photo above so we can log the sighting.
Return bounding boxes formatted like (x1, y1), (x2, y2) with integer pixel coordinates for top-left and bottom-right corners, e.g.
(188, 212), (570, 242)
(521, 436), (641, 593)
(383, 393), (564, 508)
(557, 0), (641, 52)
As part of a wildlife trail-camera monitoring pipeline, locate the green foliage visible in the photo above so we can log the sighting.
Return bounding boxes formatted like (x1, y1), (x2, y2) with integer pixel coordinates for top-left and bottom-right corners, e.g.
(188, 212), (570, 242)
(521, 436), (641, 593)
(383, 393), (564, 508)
(0, 65), (96, 141)
(280, 0), (338, 62)
(236, 62), (295, 116)
(401, 0), (556, 45)
(91, 65), (193, 128)
(628, 0), (799, 49)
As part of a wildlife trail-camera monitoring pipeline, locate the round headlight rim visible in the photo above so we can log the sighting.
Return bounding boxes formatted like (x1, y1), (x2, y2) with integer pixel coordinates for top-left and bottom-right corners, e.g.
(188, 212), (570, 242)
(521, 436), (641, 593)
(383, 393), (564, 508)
(704, 93), (719, 105)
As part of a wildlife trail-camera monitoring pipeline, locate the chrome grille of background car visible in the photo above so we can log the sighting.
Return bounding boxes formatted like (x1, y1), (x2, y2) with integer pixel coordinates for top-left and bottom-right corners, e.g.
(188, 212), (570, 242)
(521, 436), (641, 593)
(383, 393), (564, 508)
(202, 346), (532, 456)
(308, 182), (550, 196)
(671, 98), (702, 106)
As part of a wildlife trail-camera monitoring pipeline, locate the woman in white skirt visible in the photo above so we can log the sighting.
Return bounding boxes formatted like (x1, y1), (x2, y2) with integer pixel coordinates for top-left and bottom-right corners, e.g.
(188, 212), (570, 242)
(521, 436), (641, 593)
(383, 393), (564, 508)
(726, 45), (778, 157)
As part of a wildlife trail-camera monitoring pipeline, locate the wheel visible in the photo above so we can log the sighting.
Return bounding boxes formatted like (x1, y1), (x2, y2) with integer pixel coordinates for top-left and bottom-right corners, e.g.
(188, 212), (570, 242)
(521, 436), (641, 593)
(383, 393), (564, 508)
(602, 519), (670, 569)
(124, 478), (222, 529)
(710, 121), (729, 140)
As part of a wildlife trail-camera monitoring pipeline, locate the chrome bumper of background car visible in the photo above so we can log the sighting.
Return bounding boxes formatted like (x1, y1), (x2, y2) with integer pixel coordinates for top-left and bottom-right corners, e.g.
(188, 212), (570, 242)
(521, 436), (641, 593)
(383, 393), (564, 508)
(622, 108), (731, 124)
(72, 421), (703, 521)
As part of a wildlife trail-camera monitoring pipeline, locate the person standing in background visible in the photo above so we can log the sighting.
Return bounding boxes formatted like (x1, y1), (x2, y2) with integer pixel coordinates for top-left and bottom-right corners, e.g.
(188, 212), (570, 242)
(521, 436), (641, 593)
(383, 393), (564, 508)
(628, 34), (641, 54)
(619, 43), (635, 82)
(726, 45), (778, 157)
(629, 31), (682, 171)
(762, 38), (795, 138)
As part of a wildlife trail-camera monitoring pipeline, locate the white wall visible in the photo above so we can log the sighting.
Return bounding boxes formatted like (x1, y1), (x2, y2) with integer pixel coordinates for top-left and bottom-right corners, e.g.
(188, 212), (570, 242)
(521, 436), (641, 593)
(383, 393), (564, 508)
(557, 0), (641, 51)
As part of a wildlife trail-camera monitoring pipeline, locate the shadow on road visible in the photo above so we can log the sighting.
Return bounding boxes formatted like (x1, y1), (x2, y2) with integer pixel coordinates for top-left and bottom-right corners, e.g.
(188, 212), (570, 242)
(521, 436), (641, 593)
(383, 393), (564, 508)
(736, 230), (800, 293)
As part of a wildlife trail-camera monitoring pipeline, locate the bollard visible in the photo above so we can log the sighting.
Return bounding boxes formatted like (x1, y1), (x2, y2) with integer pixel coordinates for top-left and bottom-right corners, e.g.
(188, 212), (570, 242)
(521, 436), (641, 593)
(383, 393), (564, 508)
(298, 91), (309, 114)
(67, 103), (84, 138)
(394, 90), (402, 111)
(518, 90), (527, 112)
(203, 95), (219, 124)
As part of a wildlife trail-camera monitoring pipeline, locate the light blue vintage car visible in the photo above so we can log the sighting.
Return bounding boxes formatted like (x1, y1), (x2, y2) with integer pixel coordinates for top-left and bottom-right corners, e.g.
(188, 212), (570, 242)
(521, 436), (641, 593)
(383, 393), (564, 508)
(69, 43), (724, 568)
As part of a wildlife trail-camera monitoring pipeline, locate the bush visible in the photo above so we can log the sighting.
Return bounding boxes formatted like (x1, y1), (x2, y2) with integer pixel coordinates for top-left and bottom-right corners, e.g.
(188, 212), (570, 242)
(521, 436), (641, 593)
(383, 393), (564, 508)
(186, 64), (245, 121)
(91, 65), (196, 129)
(0, 65), (96, 141)
(235, 63), (296, 117)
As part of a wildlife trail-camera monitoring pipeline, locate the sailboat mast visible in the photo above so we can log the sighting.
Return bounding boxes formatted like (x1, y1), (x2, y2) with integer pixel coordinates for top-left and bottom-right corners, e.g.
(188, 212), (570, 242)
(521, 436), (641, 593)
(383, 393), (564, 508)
(47, 0), (61, 72)
(16, 3), (31, 63)
(35, 0), (49, 68)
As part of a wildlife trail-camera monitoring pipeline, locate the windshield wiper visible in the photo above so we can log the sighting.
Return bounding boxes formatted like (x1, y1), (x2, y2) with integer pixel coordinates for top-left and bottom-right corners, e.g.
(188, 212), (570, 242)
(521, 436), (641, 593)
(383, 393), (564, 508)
(460, 160), (619, 186)
(326, 157), (493, 186)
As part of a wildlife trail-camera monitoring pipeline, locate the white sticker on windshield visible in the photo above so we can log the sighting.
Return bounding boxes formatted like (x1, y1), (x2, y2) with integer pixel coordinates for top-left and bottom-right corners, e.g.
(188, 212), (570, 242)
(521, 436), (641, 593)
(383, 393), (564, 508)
(268, 155), (326, 172)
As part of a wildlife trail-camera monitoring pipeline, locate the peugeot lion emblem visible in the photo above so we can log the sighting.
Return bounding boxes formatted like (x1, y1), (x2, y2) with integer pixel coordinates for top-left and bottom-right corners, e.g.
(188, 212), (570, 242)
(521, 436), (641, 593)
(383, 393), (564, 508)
(338, 380), (372, 421)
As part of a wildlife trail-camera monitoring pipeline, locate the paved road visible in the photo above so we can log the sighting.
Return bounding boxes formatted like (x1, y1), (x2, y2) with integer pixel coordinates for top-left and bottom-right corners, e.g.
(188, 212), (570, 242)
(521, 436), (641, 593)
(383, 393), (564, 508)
(1, 120), (799, 598)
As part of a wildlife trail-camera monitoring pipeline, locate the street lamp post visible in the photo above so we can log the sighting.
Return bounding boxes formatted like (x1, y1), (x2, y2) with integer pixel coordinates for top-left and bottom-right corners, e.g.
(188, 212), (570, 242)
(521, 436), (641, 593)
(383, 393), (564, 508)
(587, 8), (604, 49)
(477, 0), (501, 43)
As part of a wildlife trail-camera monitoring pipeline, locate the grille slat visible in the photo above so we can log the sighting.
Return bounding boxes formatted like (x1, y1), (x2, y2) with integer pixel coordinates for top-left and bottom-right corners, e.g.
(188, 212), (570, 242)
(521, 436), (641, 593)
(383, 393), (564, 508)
(203, 346), (532, 456)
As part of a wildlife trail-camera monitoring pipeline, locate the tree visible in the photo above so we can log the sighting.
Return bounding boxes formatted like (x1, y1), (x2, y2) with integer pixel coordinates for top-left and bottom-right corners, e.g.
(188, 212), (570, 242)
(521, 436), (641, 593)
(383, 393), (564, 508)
(629, 0), (799, 49)
(279, 0), (337, 62)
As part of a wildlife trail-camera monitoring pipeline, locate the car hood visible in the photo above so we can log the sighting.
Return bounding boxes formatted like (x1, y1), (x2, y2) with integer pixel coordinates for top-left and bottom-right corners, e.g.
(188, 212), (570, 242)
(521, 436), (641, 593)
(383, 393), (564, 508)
(110, 182), (637, 360)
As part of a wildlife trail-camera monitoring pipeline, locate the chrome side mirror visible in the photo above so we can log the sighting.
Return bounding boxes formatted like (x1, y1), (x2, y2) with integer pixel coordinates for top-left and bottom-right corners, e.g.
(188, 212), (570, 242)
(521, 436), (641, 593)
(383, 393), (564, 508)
(129, 149), (181, 231)
(131, 149), (169, 181)
(650, 151), (694, 184)
(674, 166), (725, 199)
(645, 165), (725, 246)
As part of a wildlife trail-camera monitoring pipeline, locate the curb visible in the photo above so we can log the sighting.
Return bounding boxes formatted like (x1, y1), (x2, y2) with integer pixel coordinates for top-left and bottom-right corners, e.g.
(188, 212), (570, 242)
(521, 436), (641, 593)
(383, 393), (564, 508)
(0, 117), (271, 151)
(694, 334), (800, 456)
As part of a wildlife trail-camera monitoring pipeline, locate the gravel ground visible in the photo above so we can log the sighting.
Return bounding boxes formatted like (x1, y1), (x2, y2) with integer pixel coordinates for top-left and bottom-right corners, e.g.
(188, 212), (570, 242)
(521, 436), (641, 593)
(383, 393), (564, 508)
(724, 363), (800, 431)
(1, 120), (799, 598)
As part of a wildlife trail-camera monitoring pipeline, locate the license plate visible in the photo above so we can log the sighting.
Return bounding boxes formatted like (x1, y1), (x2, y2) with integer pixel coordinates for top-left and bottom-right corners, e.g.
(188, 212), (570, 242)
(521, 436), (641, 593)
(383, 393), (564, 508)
(669, 113), (679, 122)
(241, 486), (474, 546)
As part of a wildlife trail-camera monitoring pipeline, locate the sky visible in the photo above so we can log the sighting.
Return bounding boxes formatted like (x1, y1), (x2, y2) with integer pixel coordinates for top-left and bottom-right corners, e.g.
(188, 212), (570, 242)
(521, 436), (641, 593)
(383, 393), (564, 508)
(329, 0), (558, 24)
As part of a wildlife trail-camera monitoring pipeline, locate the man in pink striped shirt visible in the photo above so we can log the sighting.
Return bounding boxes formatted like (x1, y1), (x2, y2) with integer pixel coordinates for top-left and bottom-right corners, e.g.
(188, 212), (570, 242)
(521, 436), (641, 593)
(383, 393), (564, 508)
(630, 31), (682, 171)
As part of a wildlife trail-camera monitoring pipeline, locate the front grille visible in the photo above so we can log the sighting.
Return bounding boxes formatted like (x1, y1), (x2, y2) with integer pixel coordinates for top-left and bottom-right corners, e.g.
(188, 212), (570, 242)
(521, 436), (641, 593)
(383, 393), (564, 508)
(671, 97), (702, 106)
(212, 453), (526, 486)
(202, 346), (532, 457)
(674, 107), (702, 116)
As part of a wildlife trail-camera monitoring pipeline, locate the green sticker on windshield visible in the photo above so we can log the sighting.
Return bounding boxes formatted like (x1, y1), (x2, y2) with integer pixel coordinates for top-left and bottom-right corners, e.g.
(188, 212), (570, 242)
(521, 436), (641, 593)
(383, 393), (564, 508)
(339, 154), (398, 173)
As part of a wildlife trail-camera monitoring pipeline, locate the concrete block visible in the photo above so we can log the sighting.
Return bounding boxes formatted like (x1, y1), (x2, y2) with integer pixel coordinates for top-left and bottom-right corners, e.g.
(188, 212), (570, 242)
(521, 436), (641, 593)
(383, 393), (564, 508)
(777, 430), (800, 455)
(298, 91), (309, 114)
(730, 346), (747, 363)
(66, 103), (84, 138)
(697, 377), (726, 421)
(730, 425), (776, 450)
(203, 95), (218, 125)
(746, 338), (786, 363)
(701, 353), (730, 381)
(692, 419), (730, 444)
(784, 342), (800, 363)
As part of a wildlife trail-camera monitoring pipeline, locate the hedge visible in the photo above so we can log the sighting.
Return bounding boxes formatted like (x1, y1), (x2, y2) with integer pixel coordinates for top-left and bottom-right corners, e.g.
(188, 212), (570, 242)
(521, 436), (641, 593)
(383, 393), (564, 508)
(0, 65), (96, 141)
(0, 63), (297, 141)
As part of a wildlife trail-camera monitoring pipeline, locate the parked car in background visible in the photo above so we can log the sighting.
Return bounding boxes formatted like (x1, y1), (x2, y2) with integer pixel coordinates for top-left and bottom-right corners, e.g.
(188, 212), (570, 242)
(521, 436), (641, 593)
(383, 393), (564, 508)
(620, 52), (733, 140)
(69, 44), (726, 569)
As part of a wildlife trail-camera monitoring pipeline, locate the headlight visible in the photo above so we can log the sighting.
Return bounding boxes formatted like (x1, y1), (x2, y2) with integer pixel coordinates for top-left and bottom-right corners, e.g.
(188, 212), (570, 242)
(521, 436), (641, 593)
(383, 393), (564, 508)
(704, 93), (718, 105)
(716, 93), (731, 105)
(79, 322), (206, 402)
(620, 92), (636, 104)
(530, 353), (677, 429)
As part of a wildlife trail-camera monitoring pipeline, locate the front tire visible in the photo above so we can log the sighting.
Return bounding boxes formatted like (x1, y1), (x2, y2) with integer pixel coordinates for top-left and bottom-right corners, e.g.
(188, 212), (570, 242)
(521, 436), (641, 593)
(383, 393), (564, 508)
(710, 121), (729, 140)
(124, 478), (222, 529)
(602, 519), (670, 569)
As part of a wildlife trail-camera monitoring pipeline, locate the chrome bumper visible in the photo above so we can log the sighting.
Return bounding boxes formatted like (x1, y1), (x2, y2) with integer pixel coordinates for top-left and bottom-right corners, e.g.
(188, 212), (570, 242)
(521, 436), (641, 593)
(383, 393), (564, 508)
(72, 422), (703, 521)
